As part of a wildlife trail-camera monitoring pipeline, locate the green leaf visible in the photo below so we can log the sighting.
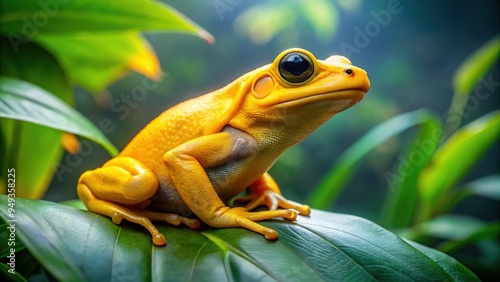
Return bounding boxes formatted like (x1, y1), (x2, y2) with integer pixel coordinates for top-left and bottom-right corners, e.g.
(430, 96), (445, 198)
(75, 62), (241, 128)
(401, 214), (487, 241)
(400, 215), (500, 255)
(0, 224), (25, 258)
(1, 249), (39, 281)
(0, 37), (72, 104)
(444, 36), (500, 138)
(308, 109), (439, 210)
(0, 37), (70, 198)
(418, 111), (500, 220)
(405, 240), (483, 282)
(0, 0), (213, 43)
(59, 199), (87, 210)
(453, 36), (500, 98)
(0, 121), (64, 199)
(438, 222), (500, 254)
(461, 174), (500, 201)
(0, 77), (118, 156)
(449, 175), (500, 211)
(0, 195), (479, 281)
(36, 32), (160, 92)
(0, 262), (27, 282)
(380, 111), (441, 228)
(1, 0), (213, 92)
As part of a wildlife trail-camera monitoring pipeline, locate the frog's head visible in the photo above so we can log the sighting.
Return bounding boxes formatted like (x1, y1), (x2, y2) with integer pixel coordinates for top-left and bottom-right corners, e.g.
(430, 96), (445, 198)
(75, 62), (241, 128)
(249, 48), (369, 111)
(232, 48), (370, 143)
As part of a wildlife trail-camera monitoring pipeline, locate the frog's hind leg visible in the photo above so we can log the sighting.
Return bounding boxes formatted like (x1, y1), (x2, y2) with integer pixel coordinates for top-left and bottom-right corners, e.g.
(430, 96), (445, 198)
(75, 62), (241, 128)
(77, 157), (199, 246)
(78, 185), (166, 245)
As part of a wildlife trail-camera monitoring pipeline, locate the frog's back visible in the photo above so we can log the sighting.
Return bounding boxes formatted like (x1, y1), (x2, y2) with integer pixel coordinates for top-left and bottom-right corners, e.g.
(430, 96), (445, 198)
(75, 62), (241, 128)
(119, 76), (247, 173)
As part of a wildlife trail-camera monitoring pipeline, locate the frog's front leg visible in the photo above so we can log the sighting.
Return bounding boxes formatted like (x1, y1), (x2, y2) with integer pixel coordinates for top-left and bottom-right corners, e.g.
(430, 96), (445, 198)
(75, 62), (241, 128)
(77, 157), (200, 246)
(234, 172), (311, 216)
(164, 130), (297, 240)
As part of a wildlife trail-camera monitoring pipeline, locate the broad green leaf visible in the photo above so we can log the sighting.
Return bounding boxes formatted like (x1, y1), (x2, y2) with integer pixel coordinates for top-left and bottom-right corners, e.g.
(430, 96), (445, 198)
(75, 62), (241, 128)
(308, 109), (439, 210)
(380, 111), (441, 228)
(0, 38), (71, 199)
(418, 111), (500, 220)
(37, 32), (160, 92)
(444, 36), (500, 138)
(0, 77), (118, 156)
(0, 195), (479, 281)
(405, 240), (483, 282)
(0, 0), (213, 92)
(0, 0), (213, 43)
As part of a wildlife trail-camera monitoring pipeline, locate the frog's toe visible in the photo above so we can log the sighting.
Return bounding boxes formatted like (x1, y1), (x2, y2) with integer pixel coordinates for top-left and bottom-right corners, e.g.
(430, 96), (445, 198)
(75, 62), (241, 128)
(243, 190), (310, 216)
(181, 217), (201, 229)
(160, 214), (182, 225)
(281, 209), (298, 221)
(152, 233), (166, 246)
(263, 228), (278, 240)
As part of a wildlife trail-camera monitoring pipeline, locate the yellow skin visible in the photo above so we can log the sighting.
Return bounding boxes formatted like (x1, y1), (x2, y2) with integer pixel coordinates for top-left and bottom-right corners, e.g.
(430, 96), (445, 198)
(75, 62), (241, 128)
(78, 48), (370, 246)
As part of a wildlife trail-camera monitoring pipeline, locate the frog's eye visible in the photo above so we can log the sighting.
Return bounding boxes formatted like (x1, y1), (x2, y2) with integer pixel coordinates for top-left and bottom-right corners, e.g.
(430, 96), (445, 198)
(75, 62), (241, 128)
(278, 52), (314, 83)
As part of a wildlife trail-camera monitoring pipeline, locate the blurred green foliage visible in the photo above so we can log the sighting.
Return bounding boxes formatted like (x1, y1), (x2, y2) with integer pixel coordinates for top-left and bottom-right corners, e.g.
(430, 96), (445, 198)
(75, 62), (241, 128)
(0, 0), (498, 280)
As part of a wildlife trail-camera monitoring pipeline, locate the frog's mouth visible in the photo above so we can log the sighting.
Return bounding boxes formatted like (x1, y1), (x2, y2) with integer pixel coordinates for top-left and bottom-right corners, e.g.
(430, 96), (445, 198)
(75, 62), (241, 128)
(275, 88), (366, 110)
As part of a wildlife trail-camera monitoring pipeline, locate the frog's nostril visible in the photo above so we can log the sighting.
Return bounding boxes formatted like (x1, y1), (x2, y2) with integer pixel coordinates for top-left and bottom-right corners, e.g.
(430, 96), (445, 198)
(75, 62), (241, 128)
(344, 69), (353, 76)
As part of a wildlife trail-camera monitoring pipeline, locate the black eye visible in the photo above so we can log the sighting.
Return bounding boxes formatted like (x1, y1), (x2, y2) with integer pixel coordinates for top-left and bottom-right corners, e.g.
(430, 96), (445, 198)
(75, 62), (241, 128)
(345, 69), (353, 75)
(278, 52), (314, 83)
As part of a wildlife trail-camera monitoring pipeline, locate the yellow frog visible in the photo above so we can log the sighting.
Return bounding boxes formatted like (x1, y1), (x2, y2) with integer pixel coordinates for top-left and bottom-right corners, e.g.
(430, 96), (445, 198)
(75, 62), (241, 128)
(77, 48), (370, 246)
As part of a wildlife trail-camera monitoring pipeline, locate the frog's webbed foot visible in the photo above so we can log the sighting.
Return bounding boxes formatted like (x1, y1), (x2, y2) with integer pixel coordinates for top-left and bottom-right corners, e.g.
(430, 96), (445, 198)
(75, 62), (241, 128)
(234, 172), (311, 216)
(210, 207), (298, 240)
(234, 190), (311, 216)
